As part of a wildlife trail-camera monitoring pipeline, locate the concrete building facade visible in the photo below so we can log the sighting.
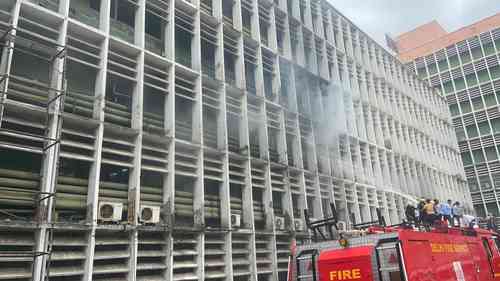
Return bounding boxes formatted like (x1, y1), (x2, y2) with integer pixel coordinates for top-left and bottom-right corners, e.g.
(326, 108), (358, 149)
(395, 13), (500, 217)
(0, 0), (466, 280)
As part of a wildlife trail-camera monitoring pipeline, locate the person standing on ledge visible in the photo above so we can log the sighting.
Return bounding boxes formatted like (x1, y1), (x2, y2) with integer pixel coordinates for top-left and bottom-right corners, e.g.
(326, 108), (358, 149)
(422, 199), (436, 229)
(486, 213), (497, 232)
(452, 202), (464, 227)
(439, 199), (452, 226)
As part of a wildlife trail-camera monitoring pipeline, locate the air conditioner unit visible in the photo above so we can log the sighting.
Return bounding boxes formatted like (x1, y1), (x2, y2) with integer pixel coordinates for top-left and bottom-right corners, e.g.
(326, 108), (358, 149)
(337, 220), (347, 231)
(231, 214), (241, 228)
(275, 216), (285, 230)
(384, 139), (392, 150)
(139, 205), (161, 224)
(294, 218), (304, 231)
(98, 202), (123, 222)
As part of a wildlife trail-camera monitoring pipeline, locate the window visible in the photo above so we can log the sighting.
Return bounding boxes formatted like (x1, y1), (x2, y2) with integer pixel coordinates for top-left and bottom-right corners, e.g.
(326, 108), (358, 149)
(480, 176), (492, 189)
(417, 67), (427, 78)
(490, 65), (500, 79)
(478, 121), (490, 135)
(438, 59), (448, 72)
(454, 77), (466, 91)
(466, 124), (479, 138)
(471, 97), (484, 111)
(443, 80), (454, 94)
(456, 128), (466, 141)
(175, 29), (192, 67)
(468, 179), (478, 191)
(461, 152), (473, 166)
(471, 46), (484, 60)
(427, 63), (438, 75)
(90, 0), (101, 10)
(376, 242), (403, 281)
(449, 104), (460, 116)
(145, 11), (162, 39)
(466, 73), (478, 87)
(483, 42), (496, 56)
(448, 55), (460, 68)
(110, 0), (135, 26)
(460, 50), (472, 64)
(460, 101), (472, 113)
(484, 94), (497, 107)
(472, 149), (485, 163)
(492, 118), (500, 133)
(477, 69), (490, 84)
(485, 147), (497, 161)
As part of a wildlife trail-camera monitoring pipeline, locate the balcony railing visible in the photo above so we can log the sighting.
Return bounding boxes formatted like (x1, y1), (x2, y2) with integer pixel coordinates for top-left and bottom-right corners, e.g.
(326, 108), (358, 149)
(145, 33), (163, 56)
(110, 18), (135, 44)
(223, 15), (234, 27)
(69, 6), (99, 28)
(243, 26), (252, 37)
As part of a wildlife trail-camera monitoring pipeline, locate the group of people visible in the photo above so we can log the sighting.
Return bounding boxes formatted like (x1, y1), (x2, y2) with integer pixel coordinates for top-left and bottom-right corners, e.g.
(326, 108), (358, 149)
(405, 199), (477, 227)
(405, 199), (497, 231)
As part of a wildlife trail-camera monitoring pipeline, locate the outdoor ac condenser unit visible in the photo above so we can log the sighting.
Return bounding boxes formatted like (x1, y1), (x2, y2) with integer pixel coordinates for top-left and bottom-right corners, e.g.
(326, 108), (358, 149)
(231, 214), (241, 228)
(294, 218), (304, 231)
(139, 205), (161, 224)
(98, 202), (123, 222)
(275, 216), (285, 230)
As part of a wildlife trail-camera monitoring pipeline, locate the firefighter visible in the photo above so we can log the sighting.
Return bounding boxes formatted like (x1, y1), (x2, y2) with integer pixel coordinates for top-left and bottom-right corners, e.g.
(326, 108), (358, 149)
(405, 204), (416, 224)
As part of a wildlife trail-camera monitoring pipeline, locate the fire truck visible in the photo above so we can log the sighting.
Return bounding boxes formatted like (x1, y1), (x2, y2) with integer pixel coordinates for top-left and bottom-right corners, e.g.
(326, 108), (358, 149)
(288, 204), (500, 281)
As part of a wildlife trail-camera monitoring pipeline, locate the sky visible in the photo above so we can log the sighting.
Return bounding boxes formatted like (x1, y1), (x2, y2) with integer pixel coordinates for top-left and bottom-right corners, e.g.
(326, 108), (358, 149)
(331, 0), (500, 51)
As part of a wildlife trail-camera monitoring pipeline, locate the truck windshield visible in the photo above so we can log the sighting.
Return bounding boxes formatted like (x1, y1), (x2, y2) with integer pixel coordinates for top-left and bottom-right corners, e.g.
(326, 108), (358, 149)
(376, 242), (404, 281)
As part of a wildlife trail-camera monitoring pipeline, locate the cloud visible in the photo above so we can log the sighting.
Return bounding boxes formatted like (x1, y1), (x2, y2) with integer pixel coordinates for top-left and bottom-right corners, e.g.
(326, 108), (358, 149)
(329, 0), (500, 49)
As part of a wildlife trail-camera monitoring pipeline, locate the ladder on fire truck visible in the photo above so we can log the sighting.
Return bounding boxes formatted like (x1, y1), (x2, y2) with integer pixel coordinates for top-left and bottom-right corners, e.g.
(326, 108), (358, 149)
(304, 203), (387, 242)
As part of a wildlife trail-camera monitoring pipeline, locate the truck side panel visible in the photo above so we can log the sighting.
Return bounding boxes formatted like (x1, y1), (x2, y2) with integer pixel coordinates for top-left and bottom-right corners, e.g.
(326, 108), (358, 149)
(467, 241), (494, 280)
(400, 240), (435, 281)
(400, 231), (482, 281)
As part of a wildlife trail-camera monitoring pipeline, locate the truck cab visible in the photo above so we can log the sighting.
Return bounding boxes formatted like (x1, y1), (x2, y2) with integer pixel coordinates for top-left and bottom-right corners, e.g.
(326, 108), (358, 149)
(290, 215), (500, 281)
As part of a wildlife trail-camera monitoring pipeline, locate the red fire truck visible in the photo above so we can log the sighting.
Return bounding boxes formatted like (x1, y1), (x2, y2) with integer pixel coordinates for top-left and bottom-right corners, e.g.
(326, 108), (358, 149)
(288, 205), (500, 281)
